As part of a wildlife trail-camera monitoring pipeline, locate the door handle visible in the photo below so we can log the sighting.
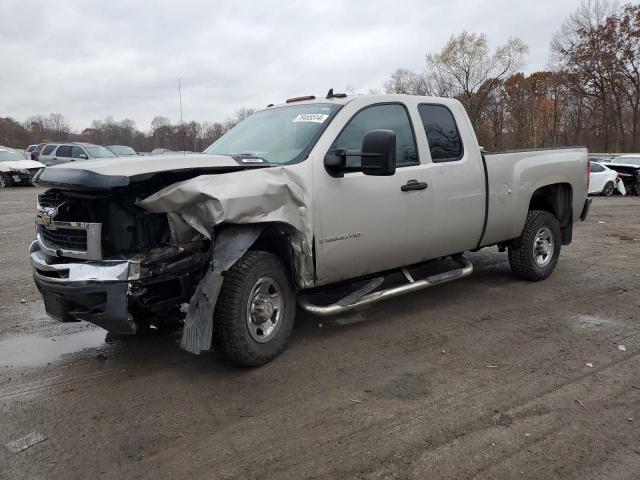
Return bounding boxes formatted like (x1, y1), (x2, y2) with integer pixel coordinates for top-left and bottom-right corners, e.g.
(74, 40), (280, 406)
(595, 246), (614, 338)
(401, 179), (428, 191)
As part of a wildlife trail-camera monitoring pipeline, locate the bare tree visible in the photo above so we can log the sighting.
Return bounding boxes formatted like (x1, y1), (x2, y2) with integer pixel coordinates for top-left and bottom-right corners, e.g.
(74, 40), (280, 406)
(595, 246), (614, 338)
(427, 31), (528, 126)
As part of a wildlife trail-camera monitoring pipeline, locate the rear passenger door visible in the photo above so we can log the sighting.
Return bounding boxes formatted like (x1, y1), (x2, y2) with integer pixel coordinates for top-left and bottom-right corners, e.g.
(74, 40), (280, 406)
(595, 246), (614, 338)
(588, 162), (606, 194)
(416, 103), (485, 256)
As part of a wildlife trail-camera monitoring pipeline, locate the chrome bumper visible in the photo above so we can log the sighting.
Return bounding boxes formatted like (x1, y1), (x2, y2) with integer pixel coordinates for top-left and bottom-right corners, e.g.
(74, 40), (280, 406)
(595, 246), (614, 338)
(30, 241), (139, 333)
(30, 241), (140, 283)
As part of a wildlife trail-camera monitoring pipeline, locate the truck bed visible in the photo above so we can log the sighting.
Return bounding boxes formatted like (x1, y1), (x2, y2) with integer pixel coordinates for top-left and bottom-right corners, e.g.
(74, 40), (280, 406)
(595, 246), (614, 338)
(479, 147), (589, 247)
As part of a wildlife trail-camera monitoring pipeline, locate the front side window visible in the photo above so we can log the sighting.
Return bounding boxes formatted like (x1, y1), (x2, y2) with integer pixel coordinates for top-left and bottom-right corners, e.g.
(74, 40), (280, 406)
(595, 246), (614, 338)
(71, 146), (87, 159)
(85, 146), (117, 158)
(56, 145), (72, 157)
(332, 104), (418, 168)
(204, 103), (341, 164)
(418, 104), (463, 162)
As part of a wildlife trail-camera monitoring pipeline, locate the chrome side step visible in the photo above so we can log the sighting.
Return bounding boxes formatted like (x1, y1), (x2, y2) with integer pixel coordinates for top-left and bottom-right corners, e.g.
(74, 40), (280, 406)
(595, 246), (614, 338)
(298, 256), (473, 316)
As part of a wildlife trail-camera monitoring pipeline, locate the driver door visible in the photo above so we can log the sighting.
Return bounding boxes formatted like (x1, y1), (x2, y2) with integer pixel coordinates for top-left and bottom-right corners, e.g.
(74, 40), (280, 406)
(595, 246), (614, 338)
(313, 103), (433, 285)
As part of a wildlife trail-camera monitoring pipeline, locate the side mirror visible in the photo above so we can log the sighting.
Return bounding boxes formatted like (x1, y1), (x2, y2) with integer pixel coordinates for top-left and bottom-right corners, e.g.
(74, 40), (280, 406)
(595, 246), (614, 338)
(324, 129), (396, 177)
(79, 153), (88, 160)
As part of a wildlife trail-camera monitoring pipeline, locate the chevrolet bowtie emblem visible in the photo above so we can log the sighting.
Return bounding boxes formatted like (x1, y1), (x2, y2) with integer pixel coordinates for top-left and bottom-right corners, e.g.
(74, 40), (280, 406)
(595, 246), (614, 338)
(42, 213), (51, 226)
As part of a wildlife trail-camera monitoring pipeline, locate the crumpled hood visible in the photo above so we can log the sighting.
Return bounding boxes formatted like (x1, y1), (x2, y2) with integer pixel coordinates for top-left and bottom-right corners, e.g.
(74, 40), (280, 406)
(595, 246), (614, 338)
(34, 153), (268, 189)
(0, 160), (45, 172)
(138, 164), (315, 287)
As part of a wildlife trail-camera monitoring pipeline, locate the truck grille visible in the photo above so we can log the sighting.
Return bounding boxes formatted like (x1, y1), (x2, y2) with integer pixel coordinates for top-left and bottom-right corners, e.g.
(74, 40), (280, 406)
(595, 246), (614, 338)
(41, 228), (88, 251)
(37, 192), (65, 209)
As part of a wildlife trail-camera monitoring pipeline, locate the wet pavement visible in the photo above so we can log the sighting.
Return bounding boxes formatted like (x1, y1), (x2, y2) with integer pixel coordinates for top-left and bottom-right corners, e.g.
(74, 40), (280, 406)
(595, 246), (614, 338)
(1, 187), (640, 479)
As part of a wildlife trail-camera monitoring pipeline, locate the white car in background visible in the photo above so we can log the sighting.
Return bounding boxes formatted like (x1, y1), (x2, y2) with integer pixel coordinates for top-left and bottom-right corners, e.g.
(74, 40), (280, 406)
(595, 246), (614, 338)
(589, 161), (625, 196)
(0, 146), (45, 188)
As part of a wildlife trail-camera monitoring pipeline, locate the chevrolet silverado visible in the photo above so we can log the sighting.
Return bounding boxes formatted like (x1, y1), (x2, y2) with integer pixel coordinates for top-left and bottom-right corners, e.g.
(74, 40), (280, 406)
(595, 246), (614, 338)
(30, 93), (591, 366)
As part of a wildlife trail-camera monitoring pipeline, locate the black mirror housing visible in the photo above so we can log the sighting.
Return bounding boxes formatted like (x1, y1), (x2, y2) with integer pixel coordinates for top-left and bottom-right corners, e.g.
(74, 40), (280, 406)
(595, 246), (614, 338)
(323, 129), (396, 177)
(360, 129), (396, 176)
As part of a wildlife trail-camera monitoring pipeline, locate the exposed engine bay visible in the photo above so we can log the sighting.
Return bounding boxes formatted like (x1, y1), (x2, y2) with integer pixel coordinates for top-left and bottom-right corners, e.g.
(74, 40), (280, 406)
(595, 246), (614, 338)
(33, 184), (211, 333)
(30, 160), (314, 343)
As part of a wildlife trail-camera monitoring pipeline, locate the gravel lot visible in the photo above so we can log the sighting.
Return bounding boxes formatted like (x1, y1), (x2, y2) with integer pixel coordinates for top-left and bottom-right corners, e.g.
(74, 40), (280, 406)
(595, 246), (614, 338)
(1, 186), (639, 479)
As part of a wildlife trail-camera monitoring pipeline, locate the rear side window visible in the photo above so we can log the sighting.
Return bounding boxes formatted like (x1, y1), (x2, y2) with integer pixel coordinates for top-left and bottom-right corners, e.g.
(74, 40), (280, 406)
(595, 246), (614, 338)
(42, 145), (56, 155)
(56, 145), (72, 157)
(590, 162), (604, 172)
(332, 103), (418, 168)
(418, 104), (463, 162)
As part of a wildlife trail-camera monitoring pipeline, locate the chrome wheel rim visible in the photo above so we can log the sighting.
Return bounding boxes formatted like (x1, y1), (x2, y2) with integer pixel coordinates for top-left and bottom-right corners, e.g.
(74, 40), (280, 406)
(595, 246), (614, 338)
(0, 176), (6, 188)
(246, 276), (283, 343)
(533, 226), (554, 267)
(603, 183), (614, 196)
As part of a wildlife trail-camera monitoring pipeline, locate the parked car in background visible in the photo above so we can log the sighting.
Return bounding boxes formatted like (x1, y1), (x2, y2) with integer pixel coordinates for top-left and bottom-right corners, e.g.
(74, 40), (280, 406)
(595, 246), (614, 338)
(589, 155), (614, 164)
(589, 161), (625, 196)
(605, 154), (640, 195)
(150, 148), (171, 155)
(30, 143), (47, 160)
(25, 144), (38, 159)
(0, 146), (45, 187)
(39, 142), (117, 166)
(108, 145), (137, 156)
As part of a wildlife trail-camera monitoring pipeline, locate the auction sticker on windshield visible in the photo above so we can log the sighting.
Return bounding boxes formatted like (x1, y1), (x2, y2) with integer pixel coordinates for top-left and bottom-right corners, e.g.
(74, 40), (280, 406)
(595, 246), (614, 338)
(293, 114), (329, 123)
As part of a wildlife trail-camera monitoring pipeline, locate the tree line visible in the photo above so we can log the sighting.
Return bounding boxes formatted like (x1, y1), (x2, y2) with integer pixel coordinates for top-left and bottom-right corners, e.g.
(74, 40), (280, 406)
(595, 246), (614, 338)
(1, 1), (638, 154)
(384, 1), (640, 153)
(0, 108), (255, 153)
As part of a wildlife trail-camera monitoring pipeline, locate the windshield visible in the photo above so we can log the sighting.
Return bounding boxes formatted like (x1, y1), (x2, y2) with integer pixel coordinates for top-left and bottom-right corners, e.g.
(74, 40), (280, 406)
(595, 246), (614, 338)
(109, 146), (136, 156)
(0, 147), (24, 161)
(85, 146), (117, 158)
(615, 156), (640, 166)
(203, 103), (341, 164)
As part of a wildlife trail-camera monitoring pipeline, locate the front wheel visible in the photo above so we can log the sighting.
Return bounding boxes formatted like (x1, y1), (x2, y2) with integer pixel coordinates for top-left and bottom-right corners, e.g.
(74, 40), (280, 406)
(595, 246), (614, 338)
(213, 251), (296, 366)
(508, 210), (561, 281)
(0, 173), (13, 188)
(602, 181), (615, 197)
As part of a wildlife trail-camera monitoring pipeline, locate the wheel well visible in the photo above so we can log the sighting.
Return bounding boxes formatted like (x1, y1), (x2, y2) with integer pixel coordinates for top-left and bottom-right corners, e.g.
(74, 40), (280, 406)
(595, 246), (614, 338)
(250, 223), (303, 289)
(529, 183), (573, 245)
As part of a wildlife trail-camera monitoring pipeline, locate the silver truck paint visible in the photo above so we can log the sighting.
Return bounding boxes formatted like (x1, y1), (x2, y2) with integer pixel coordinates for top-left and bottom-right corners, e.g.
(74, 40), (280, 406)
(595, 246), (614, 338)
(30, 94), (590, 360)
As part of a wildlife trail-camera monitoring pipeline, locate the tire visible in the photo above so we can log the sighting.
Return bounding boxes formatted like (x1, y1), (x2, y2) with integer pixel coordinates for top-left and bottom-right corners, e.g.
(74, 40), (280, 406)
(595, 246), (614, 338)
(0, 173), (13, 188)
(213, 251), (296, 366)
(508, 210), (561, 281)
(601, 181), (615, 197)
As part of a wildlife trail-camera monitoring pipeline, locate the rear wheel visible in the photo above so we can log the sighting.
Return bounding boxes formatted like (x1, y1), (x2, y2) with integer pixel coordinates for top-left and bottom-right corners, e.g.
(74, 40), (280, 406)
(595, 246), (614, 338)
(0, 173), (13, 188)
(213, 251), (296, 366)
(602, 181), (615, 196)
(508, 210), (561, 281)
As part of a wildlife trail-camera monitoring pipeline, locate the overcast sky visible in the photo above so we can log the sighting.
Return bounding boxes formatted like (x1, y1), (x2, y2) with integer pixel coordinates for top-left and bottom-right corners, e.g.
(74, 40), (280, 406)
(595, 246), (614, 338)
(0, 0), (584, 132)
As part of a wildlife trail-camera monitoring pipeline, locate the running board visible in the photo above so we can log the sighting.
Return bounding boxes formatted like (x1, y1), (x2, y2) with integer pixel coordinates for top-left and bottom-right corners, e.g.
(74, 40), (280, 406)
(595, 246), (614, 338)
(298, 256), (473, 316)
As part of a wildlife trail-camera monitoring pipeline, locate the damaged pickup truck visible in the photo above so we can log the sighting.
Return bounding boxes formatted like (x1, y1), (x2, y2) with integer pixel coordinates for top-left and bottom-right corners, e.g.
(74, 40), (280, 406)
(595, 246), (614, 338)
(30, 93), (591, 366)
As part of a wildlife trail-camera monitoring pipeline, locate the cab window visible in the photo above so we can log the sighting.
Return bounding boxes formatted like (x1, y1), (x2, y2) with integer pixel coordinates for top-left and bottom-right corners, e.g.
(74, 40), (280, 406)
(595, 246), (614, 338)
(332, 104), (418, 168)
(418, 104), (463, 162)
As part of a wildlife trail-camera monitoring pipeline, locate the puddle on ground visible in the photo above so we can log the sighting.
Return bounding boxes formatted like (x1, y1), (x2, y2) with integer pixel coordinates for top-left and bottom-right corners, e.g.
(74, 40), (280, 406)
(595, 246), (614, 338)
(0, 328), (107, 367)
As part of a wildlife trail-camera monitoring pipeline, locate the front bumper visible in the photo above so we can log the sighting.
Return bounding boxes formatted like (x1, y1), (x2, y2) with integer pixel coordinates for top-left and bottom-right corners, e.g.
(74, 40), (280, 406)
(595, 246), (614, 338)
(30, 242), (140, 334)
(10, 172), (33, 184)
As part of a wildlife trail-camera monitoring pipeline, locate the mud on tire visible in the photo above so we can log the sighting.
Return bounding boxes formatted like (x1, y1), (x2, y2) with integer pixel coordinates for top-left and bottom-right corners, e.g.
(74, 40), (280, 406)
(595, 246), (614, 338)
(213, 251), (296, 367)
(508, 210), (561, 281)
